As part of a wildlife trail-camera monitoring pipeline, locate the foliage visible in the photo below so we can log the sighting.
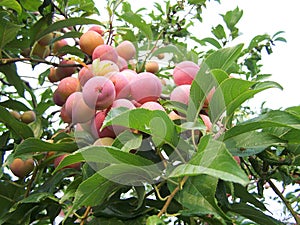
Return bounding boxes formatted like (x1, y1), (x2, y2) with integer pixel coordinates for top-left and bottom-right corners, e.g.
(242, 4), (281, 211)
(0, 0), (298, 225)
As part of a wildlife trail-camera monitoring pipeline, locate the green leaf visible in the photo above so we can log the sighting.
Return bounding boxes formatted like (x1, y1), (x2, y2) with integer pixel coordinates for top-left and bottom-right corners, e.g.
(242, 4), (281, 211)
(0, 0), (22, 15)
(34, 17), (102, 42)
(89, 217), (125, 225)
(113, 130), (143, 152)
(103, 108), (176, 146)
(170, 175), (228, 223)
(146, 215), (166, 225)
(0, 17), (22, 49)
(151, 45), (184, 59)
(14, 137), (78, 156)
(225, 131), (287, 157)
(0, 100), (30, 111)
(230, 203), (283, 225)
(0, 106), (33, 139)
(212, 24), (226, 40)
(169, 135), (249, 186)
(120, 11), (153, 40)
(194, 37), (222, 49)
(221, 7), (243, 31)
(224, 110), (300, 140)
(0, 64), (25, 97)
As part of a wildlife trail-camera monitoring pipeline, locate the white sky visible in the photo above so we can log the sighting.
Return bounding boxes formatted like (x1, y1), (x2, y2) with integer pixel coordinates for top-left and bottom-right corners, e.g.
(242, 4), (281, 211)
(94, 0), (300, 111)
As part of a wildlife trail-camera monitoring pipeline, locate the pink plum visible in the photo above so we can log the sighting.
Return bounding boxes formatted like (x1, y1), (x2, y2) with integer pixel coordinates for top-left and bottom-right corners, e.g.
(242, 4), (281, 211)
(92, 59), (119, 76)
(116, 40), (136, 60)
(170, 84), (191, 105)
(107, 72), (130, 99)
(78, 64), (94, 86)
(92, 44), (119, 63)
(173, 61), (200, 85)
(140, 101), (165, 111)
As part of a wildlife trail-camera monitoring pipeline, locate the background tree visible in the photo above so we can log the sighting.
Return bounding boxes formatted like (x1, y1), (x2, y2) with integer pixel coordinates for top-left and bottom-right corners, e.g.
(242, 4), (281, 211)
(0, 0), (299, 224)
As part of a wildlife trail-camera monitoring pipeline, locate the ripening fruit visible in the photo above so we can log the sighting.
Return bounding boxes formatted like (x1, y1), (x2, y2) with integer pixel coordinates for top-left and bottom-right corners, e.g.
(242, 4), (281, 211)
(92, 59), (119, 76)
(32, 43), (50, 59)
(54, 154), (81, 170)
(157, 53), (165, 59)
(168, 111), (183, 121)
(93, 137), (114, 146)
(10, 110), (21, 120)
(90, 110), (115, 138)
(116, 40), (136, 61)
(79, 30), (104, 55)
(55, 60), (77, 81)
(92, 44), (119, 63)
(107, 72), (130, 99)
(130, 72), (162, 104)
(48, 67), (60, 83)
(88, 25), (105, 36)
(53, 89), (65, 106)
(60, 104), (72, 124)
(120, 69), (138, 82)
(204, 87), (216, 108)
(173, 61), (200, 85)
(170, 84), (191, 105)
(38, 33), (53, 46)
(78, 64), (94, 86)
(9, 158), (34, 178)
(55, 77), (81, 104)
(53, 39), (68, 55)
(21, 111), (36, 124)
(140, 101), (165, 111)
(82, 76), (116, 110)
(111, 98), (136, 110)
(145, 61), (159, 73)
(200, 114), (212, 132)
(116, 56), (128, 71)
(65, 92), (95, 124)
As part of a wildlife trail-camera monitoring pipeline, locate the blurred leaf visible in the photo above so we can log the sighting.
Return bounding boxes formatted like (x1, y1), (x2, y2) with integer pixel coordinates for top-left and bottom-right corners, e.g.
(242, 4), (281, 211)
(225, 131), (287, 157)
(247, 34), (270, 50)
(0, 64), (25, 97)
(146, 215), (166, 225)
(0, 0), (22, 15)
(151, 45), (184, 59)
(212, 24), (226, 40)
(0, 106), (34, 139)
(170, 175), (228, 223)
(113, 130), (143, 152)
(169, 135), (249, 186)
(221, 7), (243, 31)
(0, 100), (30, 112)
(89, 217), (125, 225)
(14, 137), (78, 156)
(0, 16), (22, 49)
(230, 203), (283, 225)
(224, 110), (300, 140)
(192, 37), (222, 49)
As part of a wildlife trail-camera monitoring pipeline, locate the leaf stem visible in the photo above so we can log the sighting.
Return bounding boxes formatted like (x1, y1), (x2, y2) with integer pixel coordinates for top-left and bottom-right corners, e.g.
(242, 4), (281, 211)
(267, 179), (300, 224)
(79, 206), (91, 225)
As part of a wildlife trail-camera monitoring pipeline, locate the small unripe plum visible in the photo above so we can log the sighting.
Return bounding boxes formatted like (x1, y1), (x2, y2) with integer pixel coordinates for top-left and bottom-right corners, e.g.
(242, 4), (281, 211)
(10, 110), (21, 120)
(21, 111), (36, 124)
(116, 56), (128, 71)
(55, 77), (81, 104)
(53, 39), (68, 55)
(48, 67), (60, 83)
(92, 59), (119, 76)
(55, 60), (77, 81)
(157, 53), (165, 59)
(130, 72), (162, 104)
(32, 43), (50, 58)
(79, 30), (104, 55)
(93, 137), (114, 146)
(54, 154), (81, 170)
(107, 72), (130, 99)
(173, 61), (200, 85)
(145, 61), (159, 73)
(9, 158), (34, 178)
(116, 40), (136, 60)
(38, 33), (53, 46)
(88, 25), (105, 36)
(82, 76), (116, 110)
(170, 84), (191, 105)
(140, 101), (165, 111)
(92, 44), (118, 63)
(78, 64), (94, 86)
(200, 114), (212, 132)
(65, 92), (95, 123)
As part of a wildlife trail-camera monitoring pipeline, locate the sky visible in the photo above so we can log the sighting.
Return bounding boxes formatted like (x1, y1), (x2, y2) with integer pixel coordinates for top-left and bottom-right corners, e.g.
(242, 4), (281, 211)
(94, 0), (300, 111)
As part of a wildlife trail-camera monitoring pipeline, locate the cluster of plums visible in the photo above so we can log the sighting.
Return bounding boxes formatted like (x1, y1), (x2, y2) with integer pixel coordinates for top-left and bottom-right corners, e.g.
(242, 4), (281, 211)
(9, 25), (214, 179)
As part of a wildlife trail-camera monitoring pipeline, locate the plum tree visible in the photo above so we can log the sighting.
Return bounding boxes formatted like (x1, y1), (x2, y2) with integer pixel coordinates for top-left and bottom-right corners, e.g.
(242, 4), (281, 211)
(9, 158), (35, 178)
(20, 111), (36, 124)
(82, 76), (116, 110)
(79, 30), (104, 55)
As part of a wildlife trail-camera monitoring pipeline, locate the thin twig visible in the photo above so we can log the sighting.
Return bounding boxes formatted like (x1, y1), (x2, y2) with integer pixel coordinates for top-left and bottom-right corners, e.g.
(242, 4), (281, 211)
(79, 206), (91, 225)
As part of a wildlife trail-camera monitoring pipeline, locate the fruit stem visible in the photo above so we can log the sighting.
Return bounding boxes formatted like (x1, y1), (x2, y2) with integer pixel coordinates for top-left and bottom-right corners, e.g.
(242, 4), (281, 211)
(79, 206), (91, 225)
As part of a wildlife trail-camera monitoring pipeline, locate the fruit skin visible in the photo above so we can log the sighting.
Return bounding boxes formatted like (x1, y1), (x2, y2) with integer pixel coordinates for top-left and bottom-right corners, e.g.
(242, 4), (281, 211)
(21, 111), (36, 124)
(54, 154), (80, 170)
(92, 44), (119, 63)
(92, 59), (119, 76)
(173, 61), (200, 85)
(170, 84), (191, 105)
(140, 101), (165, 111)
(54, 77), (81, 105)
(38, 33), (53, 46)
(53, 39), (68, 55)
(116, 56), (128, 71)
(93, 137), (114, 146)
(79, 30), (104, 55)
(199, 114), (212, 132)
(65, 92), (95, 124)
(55, 60), (77, 81)
(10, 111), (21, 120)
(116, 40), (136, 61)
(48, 67), (60, 83)
(130, 72), (162, 104)
(204, 87), (215, 108)
(60, 105), (72, 124)
(145, 61), (159, 73)
(9, 158), (34, 178)
(32, 43), (50, 59)
(82, 76), (116, 110)
(88, 25), (105, 36)
(107, 72), (130, 99)
(78, 64), (94, 86)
